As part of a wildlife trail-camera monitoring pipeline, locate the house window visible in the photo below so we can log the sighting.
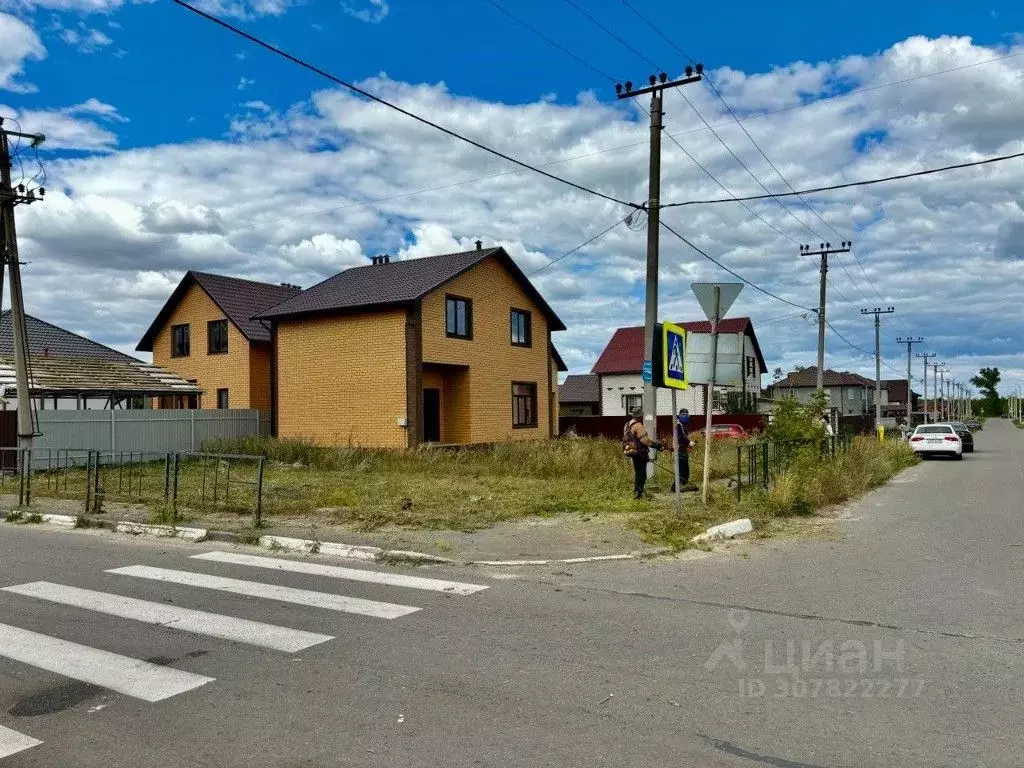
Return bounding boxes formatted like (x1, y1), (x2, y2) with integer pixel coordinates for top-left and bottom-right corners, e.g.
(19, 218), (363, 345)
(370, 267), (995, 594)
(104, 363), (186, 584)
(746, 356), (756, 377)
(208, 319), (228, 354)
(512, 382), (537, 428)
(445, 295), (472, 339)
(623, 394), (643, 413)
(217, 388), (229, 409)
(171, 323), (190, 357)
(510, 308), (532, 347)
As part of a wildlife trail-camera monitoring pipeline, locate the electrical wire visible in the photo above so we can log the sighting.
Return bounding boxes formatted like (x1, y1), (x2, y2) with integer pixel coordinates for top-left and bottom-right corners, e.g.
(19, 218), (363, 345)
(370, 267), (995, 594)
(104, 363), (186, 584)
(171, 0), (641, 211)
(658, 219), (814, 312)
(557, 0), (869, 307)
(661, 151), (1024, 207)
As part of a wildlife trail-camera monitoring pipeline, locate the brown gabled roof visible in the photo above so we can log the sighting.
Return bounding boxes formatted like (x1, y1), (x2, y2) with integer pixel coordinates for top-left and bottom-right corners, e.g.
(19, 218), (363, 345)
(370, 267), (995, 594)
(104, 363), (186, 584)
(773, 367), (877, 388)
(550, 345), (568, 372)
(1, 311), (140, 364)
(591, 317), (765, 375)
(559, 373), (599, 403)
(137, 272), (301, 352)
(255, 247), (566, 330)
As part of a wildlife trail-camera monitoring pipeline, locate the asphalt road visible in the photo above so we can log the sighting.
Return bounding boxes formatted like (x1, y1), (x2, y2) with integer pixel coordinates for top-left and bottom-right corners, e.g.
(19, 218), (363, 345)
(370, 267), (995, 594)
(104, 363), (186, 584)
(0, 421), (1021, 767)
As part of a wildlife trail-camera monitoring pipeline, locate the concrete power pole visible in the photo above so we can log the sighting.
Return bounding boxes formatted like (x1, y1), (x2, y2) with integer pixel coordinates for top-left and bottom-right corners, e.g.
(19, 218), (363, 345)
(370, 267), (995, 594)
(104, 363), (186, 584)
(917, 352), (936, 423)
(615, 69), (702, 451)
(0, 118), (45, 478)
(897, 337), (924, 426)
(801, 242), (852, 391)
(861, 307), (895, 430)
(936, 366), (949, 421)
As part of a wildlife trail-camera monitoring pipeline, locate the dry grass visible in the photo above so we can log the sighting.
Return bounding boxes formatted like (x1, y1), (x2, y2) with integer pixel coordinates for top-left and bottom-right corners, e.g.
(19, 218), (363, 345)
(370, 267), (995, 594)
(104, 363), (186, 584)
(24, 435), (916, 550)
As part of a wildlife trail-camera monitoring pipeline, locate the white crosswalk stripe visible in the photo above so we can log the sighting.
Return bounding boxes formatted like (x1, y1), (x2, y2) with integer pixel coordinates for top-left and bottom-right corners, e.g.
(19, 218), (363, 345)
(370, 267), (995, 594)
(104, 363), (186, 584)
(2, 582), (334, 653)
(191, 551), (489, 595)
(0, 726), (41, 759)
(0, 622), (214, 702)
(107, 565), (420, 619)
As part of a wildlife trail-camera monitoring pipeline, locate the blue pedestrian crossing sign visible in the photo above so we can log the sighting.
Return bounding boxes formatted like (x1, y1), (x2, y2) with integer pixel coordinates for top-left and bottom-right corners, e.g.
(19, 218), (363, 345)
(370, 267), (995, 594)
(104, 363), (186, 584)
(661, 322), (688, 390)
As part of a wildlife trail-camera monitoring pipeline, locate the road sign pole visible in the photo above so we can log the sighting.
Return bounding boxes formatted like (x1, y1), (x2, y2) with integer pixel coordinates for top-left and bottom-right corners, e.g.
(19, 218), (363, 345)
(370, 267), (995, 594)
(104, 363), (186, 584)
(701, 286), (721, 505)
(672, 387), (681, 518)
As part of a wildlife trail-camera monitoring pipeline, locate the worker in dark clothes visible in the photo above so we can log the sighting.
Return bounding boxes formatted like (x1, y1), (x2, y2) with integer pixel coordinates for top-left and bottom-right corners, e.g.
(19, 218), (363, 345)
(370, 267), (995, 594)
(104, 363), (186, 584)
(623, 407), (663, 500)
(670, 408), (692, 492)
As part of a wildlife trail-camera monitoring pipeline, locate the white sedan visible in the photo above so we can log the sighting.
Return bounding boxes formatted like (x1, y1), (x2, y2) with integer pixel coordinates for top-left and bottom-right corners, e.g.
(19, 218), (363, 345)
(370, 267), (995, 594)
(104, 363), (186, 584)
(909, 424), (963, 460)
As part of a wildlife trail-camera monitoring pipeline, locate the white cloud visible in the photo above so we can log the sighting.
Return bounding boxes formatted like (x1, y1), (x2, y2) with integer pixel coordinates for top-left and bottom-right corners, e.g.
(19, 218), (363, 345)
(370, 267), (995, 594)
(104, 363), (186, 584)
(58, 22), (113, 53)
(6, 34), (1024, 390)
(0, 12), (45, 93)
(0, 99), (124, 151)
(237, 76), (255, 91)
(343, 0), (388, 24)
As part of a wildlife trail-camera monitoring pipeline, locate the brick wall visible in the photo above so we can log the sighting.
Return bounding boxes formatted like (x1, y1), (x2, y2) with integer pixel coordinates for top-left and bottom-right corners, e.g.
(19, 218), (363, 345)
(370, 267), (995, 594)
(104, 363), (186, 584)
(151, 283), (255, 409)
(276, 310), (408, 447)
(421, 257), (552, 443)
(248, 344), (272, 413)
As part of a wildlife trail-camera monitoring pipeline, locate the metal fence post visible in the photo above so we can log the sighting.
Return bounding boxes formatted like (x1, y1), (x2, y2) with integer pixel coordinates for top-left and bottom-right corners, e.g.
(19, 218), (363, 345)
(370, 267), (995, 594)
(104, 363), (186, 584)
(163, 453), (172, 504)
(82, 451), (90, 515)
(171, 453), (180, 523)
(254, 456), (265, 528)
(736, 446), (742, 502)
(190, 411), (196, 453)
(762, 442), (769, 488)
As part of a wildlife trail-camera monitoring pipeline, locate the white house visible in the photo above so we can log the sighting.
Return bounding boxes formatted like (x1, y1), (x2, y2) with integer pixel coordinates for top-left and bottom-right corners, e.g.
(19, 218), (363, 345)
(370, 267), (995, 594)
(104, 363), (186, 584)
(591, 317), (766, 416)
(768, 367), (878, 415)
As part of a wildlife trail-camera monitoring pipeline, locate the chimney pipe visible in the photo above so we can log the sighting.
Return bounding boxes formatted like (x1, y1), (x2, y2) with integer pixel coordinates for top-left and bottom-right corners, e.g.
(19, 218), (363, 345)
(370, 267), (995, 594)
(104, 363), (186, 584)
(475, 239), (482, 251)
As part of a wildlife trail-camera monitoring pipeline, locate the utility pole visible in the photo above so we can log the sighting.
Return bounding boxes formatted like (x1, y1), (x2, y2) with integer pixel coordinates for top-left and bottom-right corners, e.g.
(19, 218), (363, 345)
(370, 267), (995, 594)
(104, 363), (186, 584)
(615, 68), (702, 454)
(861, 307), (895, 430)
(917, 352), (936, 422)
(897, 337), (924, 427)
(801, 242), (852, 391)
(932, 363), (944, 423)
(936, 365), (949, 421)
(0, 118), (45, 482)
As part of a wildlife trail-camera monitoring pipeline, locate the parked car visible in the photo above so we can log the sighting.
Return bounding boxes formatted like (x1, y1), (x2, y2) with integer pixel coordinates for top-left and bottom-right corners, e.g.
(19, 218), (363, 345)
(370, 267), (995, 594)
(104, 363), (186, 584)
(909, 424), (963, 460)
(946, 422), (975, 453)
(690, 423), (748, 440)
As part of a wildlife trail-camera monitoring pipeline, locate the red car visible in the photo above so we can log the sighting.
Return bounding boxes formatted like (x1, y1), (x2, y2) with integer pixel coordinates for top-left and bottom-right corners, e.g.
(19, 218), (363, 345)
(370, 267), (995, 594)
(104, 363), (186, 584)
(689, 423), (748, 440)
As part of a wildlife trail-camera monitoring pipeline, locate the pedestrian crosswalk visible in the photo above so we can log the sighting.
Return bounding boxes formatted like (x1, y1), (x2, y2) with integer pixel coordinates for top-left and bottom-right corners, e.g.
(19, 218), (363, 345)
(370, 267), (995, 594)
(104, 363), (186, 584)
(0, 550), (488, 761)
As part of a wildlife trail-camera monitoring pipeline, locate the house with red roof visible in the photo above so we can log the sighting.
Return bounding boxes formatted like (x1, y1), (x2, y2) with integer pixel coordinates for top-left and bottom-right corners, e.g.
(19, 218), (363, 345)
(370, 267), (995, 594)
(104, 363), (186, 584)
(591, 317), (766, 416)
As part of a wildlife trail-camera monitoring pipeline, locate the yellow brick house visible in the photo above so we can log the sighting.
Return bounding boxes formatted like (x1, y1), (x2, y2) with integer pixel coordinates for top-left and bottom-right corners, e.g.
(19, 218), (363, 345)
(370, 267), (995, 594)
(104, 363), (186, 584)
(256, 244), (567, 447)
(137, 272), (301, 410)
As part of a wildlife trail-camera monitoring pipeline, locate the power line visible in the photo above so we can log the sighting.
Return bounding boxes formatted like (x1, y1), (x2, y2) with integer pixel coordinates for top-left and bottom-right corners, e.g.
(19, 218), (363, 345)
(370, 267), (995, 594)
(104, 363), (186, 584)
(172, 0), (641, 211)
(659, 219), (814, 311)
(615, 1), (891, 306)
(662, 151), (1024, 207)
(564, 0), (872, 308)
(483, 0), (618, 83)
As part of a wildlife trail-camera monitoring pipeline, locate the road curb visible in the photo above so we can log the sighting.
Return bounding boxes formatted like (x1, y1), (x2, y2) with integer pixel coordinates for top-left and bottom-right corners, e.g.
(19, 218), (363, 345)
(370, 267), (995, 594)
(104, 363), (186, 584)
(467, 549), (672, 567)
(1, 516), (662, 566)
(115, 521), (209, 542)
(691, 518), (753, 543)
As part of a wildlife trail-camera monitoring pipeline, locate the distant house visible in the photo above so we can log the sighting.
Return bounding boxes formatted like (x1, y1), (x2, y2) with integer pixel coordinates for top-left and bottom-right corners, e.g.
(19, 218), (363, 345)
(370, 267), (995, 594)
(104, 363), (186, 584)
(768, 367), (877, 415)
(137, 271), (301, 410)
(591, 317), (766, 416)
(558, 374), (600, 416)
(0, 310), (199, 410)
(255, 245), (566, 447)
(880, 379), (921, 418)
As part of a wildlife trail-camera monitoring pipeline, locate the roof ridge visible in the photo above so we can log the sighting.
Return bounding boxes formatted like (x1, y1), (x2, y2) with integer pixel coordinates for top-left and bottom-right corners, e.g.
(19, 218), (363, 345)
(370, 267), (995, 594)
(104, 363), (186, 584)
(190, 270), (300, 290)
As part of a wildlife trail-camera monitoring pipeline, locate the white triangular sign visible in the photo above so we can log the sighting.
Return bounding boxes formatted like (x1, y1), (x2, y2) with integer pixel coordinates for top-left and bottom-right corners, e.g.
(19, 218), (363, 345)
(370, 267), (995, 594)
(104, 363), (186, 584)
(691, 282), (743, 322)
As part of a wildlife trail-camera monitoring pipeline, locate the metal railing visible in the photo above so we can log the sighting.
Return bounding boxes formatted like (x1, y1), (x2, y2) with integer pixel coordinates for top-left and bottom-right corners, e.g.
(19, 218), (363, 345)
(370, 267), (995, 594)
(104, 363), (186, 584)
(735, 436), (852, 501)
(0, 448), (266, 527)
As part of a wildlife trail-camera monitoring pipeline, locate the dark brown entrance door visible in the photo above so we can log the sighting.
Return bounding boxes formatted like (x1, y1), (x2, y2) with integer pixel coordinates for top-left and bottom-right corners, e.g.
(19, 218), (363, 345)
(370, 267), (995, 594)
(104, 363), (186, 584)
(423, 388), (441, 443)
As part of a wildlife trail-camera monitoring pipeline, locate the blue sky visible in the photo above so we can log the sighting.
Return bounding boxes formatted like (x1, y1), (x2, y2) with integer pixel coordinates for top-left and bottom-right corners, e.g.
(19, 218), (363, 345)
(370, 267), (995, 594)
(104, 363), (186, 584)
(18, 1), (1024, 150)
(2, 0), (1024, 394)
